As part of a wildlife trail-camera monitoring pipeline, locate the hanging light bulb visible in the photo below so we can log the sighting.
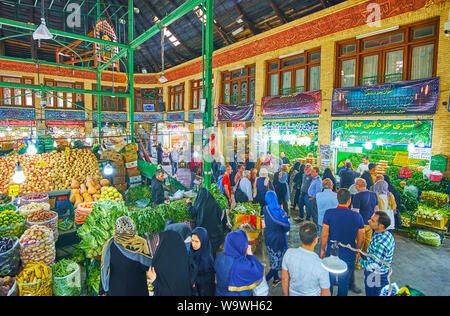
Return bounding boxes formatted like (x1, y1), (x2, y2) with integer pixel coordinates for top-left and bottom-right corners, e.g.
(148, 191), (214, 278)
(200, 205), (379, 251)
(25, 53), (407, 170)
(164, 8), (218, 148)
(376, 139), (383, 146)
(27, 142), (38, 155)
(6, 125), (12, 132)
(12, 162), (26, 184)
(335, 136), (341, 147)
(53, 141), (58, 148)
(103, 162), (114, 176)
(0, 132), (5, 138)
(67, 137), (71, 143)
(408, 143), (415, 153)
(349, 137), (355, 144)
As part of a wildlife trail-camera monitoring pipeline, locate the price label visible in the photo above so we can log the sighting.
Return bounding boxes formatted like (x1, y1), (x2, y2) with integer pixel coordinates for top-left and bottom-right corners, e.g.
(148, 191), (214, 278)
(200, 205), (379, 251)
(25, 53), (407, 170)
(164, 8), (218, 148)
(65, 147), (71, 155)
(8, 185), (20, 197)
(36, 161), (47, 167)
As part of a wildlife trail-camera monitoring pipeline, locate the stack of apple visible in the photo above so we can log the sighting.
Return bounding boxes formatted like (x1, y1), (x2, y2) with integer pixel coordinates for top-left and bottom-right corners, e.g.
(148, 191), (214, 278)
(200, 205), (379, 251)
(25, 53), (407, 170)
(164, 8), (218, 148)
(98, 186), (123, 202)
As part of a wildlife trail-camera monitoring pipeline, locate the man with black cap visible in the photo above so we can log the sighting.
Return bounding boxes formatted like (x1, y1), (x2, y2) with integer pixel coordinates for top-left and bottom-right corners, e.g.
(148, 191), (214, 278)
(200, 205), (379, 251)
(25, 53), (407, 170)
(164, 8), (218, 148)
(361, 163), (377, 190)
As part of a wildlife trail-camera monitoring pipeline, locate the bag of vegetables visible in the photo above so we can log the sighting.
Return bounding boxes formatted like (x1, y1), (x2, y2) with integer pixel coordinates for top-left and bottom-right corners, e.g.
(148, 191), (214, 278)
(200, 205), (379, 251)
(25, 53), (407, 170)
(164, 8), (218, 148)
(0, 237), (20, 277)
(52, 259), (81, 296)
(20, 225), (56, 266)
(26, 210), (59, 241)
(416, 230), (441, 247)
(16, 262), (53, 296)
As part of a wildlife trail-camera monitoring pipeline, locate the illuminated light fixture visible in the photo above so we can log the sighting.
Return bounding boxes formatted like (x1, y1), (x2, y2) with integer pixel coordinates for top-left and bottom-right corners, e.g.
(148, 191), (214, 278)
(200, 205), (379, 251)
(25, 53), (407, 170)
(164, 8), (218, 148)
(33, 18), (53, 40)
(334, 136), (341, 147)
(231, 26), (245, 36)
(321, 242), (348, 274)
(53, 141), (57, 147)
(103, 162), (114, 176)
(376, 139), (383, 146)
(12, 162), (26, 184)
(349, 138), (355, 144)
(22, 132), (28, 137)
(408, 143), (415, 153)
(356, 26), (400, 39)
(27, 143), (38, 155)
(67, 137), (71, 144)
(364, 141), (373, 150)
(0, 132), (4, 137)
(158, 74), (168, 84)
(6, 126), (12, 132)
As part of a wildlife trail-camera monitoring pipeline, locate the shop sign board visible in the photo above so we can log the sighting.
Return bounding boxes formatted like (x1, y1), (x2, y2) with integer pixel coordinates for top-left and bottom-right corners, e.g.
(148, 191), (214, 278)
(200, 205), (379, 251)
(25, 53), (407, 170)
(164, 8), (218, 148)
(232, 122), (247, 137)
(0, 120), (36, 126)
(331, 120), (433, 147)
(189, 111), (203, 122)
(135, 113), (164, 122)
(143, 104), (155, 112)
(217, 103), (255, 122)
(45, 110), (85, 121)
(0, 108), (35, 120)
(167, 112), (185, 122)
(331, 77), (440, 116)
(92, 112), (127, 122)
(45, 120), (85, 127)
(409, 147), (432, 160)
(262, 121), (319, 137)
(261, 90), (321, 118)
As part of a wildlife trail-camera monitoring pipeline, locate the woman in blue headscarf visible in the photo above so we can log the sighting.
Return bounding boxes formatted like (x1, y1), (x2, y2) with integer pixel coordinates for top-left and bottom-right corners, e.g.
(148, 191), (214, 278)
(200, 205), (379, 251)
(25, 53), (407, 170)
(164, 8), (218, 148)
(263, 191), (290, 287)
(190, 227), (216, 296)
(214, 230), (265, 296)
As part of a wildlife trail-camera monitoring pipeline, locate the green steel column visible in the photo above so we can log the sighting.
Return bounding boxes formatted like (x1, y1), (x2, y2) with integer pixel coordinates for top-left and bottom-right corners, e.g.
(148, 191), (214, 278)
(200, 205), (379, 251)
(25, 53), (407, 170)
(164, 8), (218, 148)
(128, 0), (135, 142)
(203, 0), (214, 189)
(96, 0), (102, 143)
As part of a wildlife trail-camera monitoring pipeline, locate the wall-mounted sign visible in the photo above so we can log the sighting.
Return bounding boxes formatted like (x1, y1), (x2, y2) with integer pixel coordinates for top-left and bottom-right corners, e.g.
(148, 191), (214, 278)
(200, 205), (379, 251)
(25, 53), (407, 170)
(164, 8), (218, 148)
(143, 104), (155, 112)
(92, 112), (127, 122)
(409, 147), (432, 160)
(218, 103), (255, 122)
(262, 121), (319, 137)
(331, 120), (433, 147)
(45, 110), (85, 121)
(0, 120), (36, 126)
(331, 77), (440, 116)
(94, 19), (119, 63)
(167, 112), (185, 122)
(232, 122), (246, 137)
(189, 111), (203, 122)
(135, 113), (164, 122)
(46, 120), (85, 127)
(0, 108), (35, 120)
(261, 90), (322, 118)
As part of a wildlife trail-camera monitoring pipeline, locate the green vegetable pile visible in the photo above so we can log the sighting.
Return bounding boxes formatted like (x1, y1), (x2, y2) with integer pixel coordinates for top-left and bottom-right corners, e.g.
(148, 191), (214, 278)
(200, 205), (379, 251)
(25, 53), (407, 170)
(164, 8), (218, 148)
(168, 199), (192, 223)
(52, 259), (81, 296)
(209, 184), (229, 211)
(0, 204), (15, 213)
(270, 142), (317, 161)
(231, 203), (261, 226)
(416, 230), (441, 247)
(126, 185), (152, 206)
(398, 191), (419, 216)
(0, 209), (26, 238)
(86, 266), (101, 295)
(77, 200), (129, 259)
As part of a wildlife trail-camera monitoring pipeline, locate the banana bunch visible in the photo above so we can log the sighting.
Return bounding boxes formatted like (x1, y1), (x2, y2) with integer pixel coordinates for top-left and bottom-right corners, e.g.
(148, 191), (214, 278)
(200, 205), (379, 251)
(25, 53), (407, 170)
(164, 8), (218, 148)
(16, 262), (53, 296)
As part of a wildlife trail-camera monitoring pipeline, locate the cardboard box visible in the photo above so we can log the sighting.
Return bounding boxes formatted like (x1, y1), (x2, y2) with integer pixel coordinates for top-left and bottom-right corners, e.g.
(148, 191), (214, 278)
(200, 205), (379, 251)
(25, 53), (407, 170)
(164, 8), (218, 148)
(125, 161), (138, 169)
(129, 175), (142, 184)
(101, 150), (122, 162)
(111, 159), (124, 167)
(113, 175), (126, 185)
(122, 143), (138, 154)
(124, 152), (138, 163)
(114, 183), (127, 192)
(126, 167), (141, 177)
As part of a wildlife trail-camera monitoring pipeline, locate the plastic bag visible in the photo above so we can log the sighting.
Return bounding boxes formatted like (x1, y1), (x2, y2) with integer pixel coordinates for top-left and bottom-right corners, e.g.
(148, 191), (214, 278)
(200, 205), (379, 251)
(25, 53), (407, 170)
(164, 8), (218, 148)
(0, 238), (20, 277)
(18, 273), (53, 296)
(53, 263), (81, 296)
(7, 279), (18, 296)
(416, 230), (441, 247)
(403, 185), (419, 198)
(0, 220), (26, 238)
(17, 193), (49, 208)
(18, 203), (50, 218)
(20, 231), (55, 266)
(26, 211), (59, 241)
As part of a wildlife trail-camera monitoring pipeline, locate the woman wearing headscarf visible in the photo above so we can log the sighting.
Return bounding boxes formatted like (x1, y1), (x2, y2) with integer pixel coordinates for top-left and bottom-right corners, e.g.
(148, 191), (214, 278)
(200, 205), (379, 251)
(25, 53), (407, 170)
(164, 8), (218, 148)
(147, 230), (194, 296)
(214, 230), (265, 296)
(164, 222), (193, 252)
(99, 216), (153, 296)
(372, 180), (397, 231)
(322, 168), (337, 192)
(275, 171), (290, 212)
(263, 191), (290, 287)
(254, 168), (275, 211)
(187, 187), (225, 257)
(190, 227), (216, 296)
(289, 162), (300, 207)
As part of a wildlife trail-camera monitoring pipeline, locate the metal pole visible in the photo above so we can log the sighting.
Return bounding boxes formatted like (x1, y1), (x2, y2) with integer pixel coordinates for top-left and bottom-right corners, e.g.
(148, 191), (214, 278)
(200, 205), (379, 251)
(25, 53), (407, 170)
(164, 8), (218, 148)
(97, 0), (102, 144)
(203, 0), (214, 189)
(128, 0), (135, 142)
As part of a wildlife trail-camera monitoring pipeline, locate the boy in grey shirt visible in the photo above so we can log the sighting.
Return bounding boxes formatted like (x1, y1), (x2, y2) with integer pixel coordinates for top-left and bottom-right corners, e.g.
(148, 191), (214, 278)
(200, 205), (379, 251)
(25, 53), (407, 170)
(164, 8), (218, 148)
(282, 222), (330, 296)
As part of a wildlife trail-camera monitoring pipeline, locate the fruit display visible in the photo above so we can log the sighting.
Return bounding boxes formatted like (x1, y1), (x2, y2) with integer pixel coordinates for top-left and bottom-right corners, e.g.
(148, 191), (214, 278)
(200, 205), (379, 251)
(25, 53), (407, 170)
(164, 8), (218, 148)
(0, 204), (15, 213)
(70, 176), (110, 208)
(420, 191), (449, 209)
(26, 210), (59, 241)
(19, 154), (53, 194)
(19, 225), (55, 266)
(18, 202), (50, 218)
(0, 276), (17, 296)
(0, 193), (11, 205)
(399, 166), (414, 179)
(0, 156), (19, 194)
(0, 237), (20, 277)
(0, 209), (26, 238)
(49, 149), (102, 191)
(16, 262), (53, 296)
(98, 186), (123, 202)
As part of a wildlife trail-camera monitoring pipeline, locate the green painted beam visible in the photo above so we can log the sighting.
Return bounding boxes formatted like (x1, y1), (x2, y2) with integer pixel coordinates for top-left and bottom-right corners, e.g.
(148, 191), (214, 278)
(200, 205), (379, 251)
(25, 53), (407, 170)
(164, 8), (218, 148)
(0, 81), (131, 98)
(128, 0), (135, 142)
(0, 18), (129, 49)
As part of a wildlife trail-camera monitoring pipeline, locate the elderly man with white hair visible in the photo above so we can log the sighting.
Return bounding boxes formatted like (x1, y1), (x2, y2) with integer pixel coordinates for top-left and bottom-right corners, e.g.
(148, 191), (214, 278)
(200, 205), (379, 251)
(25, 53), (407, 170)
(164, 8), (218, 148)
(235, 170), (254, 203)
(315, 178), (338, 252)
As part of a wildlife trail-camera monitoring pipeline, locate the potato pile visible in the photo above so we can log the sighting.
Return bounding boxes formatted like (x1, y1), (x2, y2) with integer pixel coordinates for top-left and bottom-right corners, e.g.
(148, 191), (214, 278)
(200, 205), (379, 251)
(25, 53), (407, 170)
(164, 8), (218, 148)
(49, 149), (102, 191)
(70, 176), (111, 208)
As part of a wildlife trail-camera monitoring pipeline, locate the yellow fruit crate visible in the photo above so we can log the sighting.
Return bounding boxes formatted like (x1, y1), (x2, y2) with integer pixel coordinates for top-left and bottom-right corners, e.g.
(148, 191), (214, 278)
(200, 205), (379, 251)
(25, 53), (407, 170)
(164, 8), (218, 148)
(416, 216), (448, 230)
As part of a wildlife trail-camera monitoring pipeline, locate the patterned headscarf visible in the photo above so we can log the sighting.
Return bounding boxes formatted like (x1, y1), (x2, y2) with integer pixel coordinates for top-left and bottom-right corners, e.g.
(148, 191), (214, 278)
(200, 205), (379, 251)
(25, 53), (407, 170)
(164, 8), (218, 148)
(114, 216), (136, 243)
(372, 180), (389, 196)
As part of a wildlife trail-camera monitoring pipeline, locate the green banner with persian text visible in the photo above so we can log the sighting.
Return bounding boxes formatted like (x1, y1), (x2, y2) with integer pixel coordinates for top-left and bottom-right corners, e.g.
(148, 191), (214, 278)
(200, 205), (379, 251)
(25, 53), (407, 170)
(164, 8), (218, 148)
(332, 120), (433, 147)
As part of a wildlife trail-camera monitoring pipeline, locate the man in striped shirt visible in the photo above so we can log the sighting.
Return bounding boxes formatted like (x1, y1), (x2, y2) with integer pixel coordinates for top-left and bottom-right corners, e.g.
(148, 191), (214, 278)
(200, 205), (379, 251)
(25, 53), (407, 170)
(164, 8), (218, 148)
(358, 211), (395, 296)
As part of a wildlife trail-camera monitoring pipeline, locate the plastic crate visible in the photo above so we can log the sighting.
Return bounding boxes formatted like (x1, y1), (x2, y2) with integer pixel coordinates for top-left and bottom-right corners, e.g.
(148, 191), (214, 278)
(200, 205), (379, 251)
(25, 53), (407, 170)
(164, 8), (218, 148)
(416, 216), (448, 230)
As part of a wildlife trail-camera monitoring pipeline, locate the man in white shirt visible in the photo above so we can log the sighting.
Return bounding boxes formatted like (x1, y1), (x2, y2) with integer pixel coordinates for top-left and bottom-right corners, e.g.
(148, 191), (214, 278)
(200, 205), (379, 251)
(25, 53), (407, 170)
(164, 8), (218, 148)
(282, 221), (331, 296)
(357, 155), (370, 174)
(170, 147), (180, 176)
